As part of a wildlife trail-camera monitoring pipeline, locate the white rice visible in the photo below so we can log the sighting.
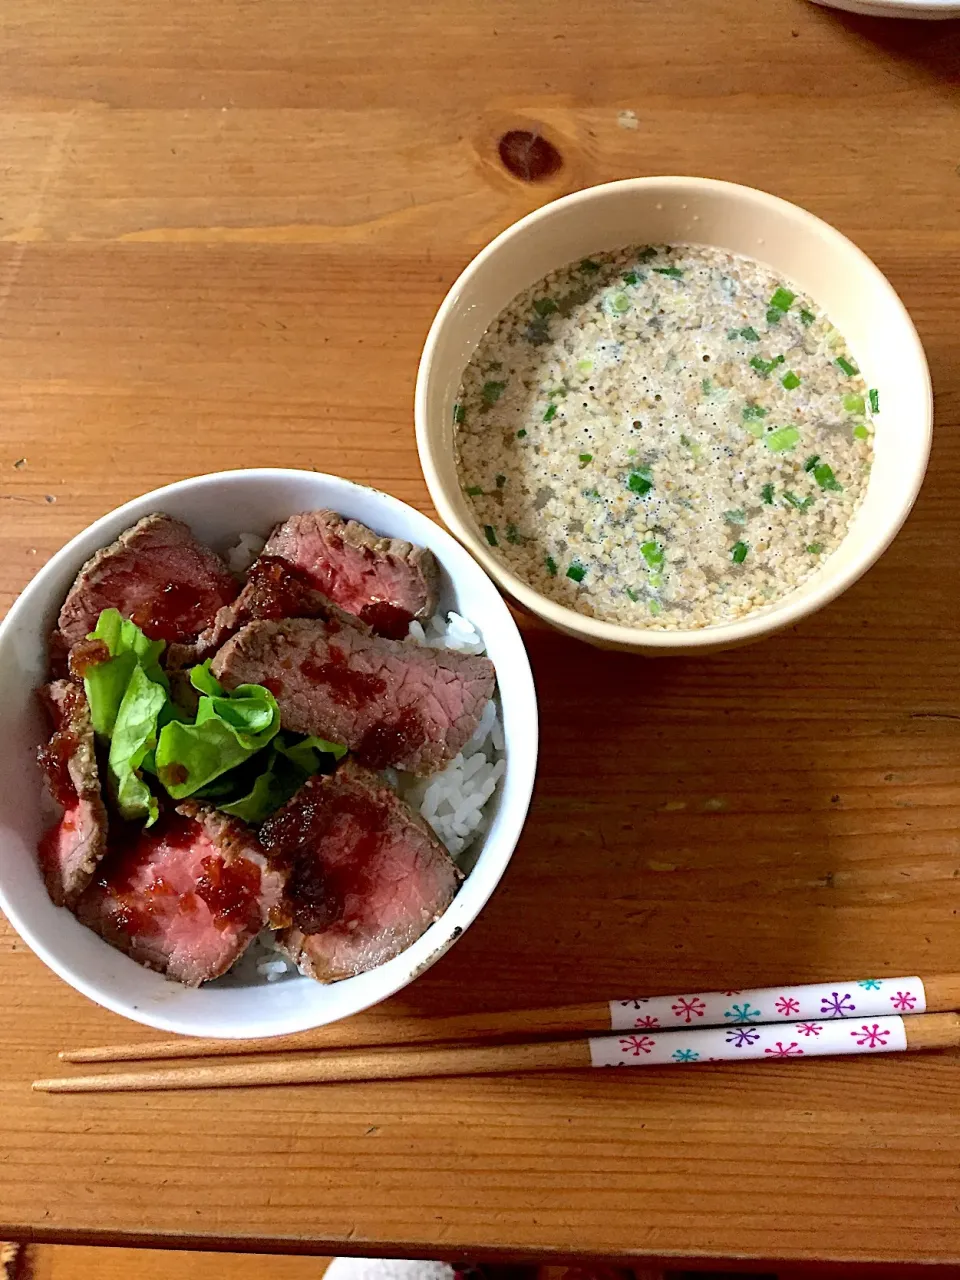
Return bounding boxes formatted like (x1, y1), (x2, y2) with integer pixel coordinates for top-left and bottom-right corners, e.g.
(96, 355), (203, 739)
(225, 531), (266, 575)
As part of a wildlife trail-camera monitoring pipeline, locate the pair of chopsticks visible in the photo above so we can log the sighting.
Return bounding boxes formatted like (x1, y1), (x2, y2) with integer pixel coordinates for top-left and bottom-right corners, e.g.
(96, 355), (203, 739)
(36, 972), (960, 1093)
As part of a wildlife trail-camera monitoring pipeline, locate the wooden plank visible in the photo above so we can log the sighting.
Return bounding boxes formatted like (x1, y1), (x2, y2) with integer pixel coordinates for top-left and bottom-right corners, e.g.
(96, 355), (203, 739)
(0, 0), (959, 1267)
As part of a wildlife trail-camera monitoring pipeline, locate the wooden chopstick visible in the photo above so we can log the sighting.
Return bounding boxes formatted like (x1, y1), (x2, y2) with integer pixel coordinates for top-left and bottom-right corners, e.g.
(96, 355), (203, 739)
(38, 1012), (960, 1093)
(60, 972), (960, 1064)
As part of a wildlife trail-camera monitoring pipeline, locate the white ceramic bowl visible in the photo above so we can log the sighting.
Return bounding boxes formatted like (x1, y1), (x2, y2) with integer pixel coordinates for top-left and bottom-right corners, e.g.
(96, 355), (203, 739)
(811, 0), (960, 18)
(416, 177), (933, 654)
(0, 469), (538, 1038)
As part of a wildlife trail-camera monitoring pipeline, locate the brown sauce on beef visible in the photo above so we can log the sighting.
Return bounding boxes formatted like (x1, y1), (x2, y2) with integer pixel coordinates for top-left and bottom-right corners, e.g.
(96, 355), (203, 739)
(355, 707), (427, 771)
(299, 643), (386, 707)
(240, 556), (324, 622)
(131, 581), (213, 643)
(37, 683), (82, 808)
(68, 638), (111, 680)
(358, 600), (414, 640)
(196, 853), (263, 931)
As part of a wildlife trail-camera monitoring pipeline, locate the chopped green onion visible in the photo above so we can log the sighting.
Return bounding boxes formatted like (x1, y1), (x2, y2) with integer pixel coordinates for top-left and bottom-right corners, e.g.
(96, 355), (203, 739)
(483, 524), (498, 546)
(576, 359), (593, 375)
(853, 424), (870, 441)
(750, 354), (785, 377)
(481, 380), (507, 406)
(641, 540), (664, 568)
(648, 600), (662, 616)
(843, 393), (865, 415)
(653, 266), (684, 279)
(701, 377), (713, 394)
(584, 487), (600, 499)
(543, 404), (557, 423)
(648, 573), (663, 589)
(806, 543), (823, 555)
(836, 356), (858, 376)
(783, 491), (814, 511)
(578, 452), (593, 467)
(453, 403), (465, 425)
(764, 425), (800, 452)
(625, 587), (640, 602)
(769, 287), (796, 312)
(740, 326), (760, 342)
(731, 541), (749, 564)
(724, 508), (747, 525)
(726, 327), (740, 340)
(545, 556), (557, 577)
(566, 563), (586, 583)
(813, 462), (843, 492)
(742, 403), (767, 421)
(517, 428), (527, 438)
(609, 292), (631, 314)
(547, 385), (568, 399)
(781, 371), (801, 390)
(869, 388), (880, 414)
(466, 485), (483, 496)
(799, 308), (815, 327)
(628, 468), (653, 496)
(532, 297), (557, 318)
(580, 259), (601, 274)
(505, 523), (521, 544)
(803, 454), (820, 472)
(761, 482), (775, 504)
(766, 307), (783, 326)
(623, 271), (639, 286)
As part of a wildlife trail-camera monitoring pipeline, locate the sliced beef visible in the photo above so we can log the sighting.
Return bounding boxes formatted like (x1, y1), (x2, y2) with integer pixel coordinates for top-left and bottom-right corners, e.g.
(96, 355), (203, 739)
(57, 513), (239, 649)
(36, 681), (109, 907)
(261, 762), (460, 982)
(263, 510), (439, 639)
(211, 617), (496, 775)
(75, 804), (286, 987)
(167, 555), (364, 669)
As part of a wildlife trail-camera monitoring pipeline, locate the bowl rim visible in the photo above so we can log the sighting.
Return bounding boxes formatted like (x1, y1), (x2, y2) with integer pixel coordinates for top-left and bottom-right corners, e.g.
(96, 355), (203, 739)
(0, 468), (539, 1036)
(415, 175), (934, 650)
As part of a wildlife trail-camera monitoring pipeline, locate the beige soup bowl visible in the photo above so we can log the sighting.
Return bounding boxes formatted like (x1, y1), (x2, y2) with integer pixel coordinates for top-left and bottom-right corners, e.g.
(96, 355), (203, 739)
(415, 177), (932, 653)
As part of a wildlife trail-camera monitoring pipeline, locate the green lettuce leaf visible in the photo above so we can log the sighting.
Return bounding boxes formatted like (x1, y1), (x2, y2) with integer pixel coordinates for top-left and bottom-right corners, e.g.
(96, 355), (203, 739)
(107, 664), (167, 825)
(204, 732), (348, 824)
(83, 608), (167, 738)
(154, 668), (280, 799)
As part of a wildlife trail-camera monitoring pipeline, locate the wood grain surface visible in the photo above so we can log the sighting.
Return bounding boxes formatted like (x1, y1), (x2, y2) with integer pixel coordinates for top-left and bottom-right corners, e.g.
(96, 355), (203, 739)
(1, 0), (960, 1269)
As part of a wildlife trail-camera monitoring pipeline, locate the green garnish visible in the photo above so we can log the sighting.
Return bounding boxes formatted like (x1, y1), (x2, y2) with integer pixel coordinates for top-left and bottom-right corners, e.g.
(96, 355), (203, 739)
(813, 462), (843, 492)
(799, 308), (815, 327)
(804, 454), (821, 472)
(761, 482), (775, 504)
(726, 328), (740, 340)
(783, 491), (814, 511)
(742, 403), (767, 421)
(806, 543), (823, 555)
(653, 266), (683, 279)
(641, 540), (664, 569)
(724, 508), (746, 525)
(625, 587), (640, 602)
(578, 452), (593, 467)
(566, 563), (586, 583)
(781, 371), (801, 390)
(505, 523), (521, 545)
(750, 354), (785, 377)
(764, 425), (800, 452)
(81, 608), (166, 740)
(869, 387), (880, 414)
(843, 393), (865, 415)
(701, 377), (713, 394)
(517, 428), (527, 439)
(543, 403), (557, 423)
(609, 292), (631, 314)
(623, 271), (639, 286)
(545, 556), (558, 577)
(215, 732), (346, 824)
(836, 356), (858, 376)
(453, 403), (465, 425)
(853, 424), (870, 441)
(648, 600), (662, 616)
(740, 326), (760, 342)
(628, 468), (653, 496)
(495, 473), (506, 488)
(533, 297), (558, 318)
(731, 541), (749, 564)
(583, 488), (601, 499)
(766, 308), (783, 326)
(481, 380), (507, 406)
(465, 485), (483, 496)
(769, 286), (796, 312)
(484, 524), (498, 545)
(547, 385), (568, 399)
(580, 259), (601, 273)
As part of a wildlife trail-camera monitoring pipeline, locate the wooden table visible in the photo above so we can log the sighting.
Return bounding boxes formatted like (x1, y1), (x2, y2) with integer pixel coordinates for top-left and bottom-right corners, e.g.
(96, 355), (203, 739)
(2, 0), (959, 1270)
